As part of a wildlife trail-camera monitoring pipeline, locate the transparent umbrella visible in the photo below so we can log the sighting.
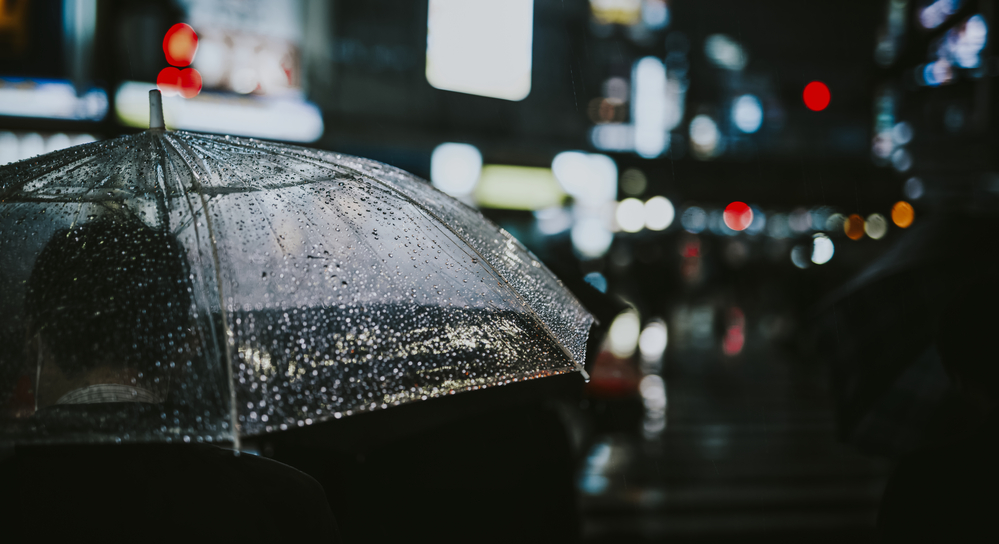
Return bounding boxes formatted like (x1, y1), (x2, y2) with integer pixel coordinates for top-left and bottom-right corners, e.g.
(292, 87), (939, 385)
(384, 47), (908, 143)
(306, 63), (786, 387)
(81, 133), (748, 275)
(0, 91), (593, 447)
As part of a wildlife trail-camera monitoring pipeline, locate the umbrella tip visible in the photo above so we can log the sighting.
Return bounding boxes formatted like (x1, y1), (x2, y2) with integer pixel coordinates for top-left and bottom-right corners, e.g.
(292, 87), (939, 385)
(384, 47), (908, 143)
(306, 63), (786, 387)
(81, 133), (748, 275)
(149, 89), (165, 130)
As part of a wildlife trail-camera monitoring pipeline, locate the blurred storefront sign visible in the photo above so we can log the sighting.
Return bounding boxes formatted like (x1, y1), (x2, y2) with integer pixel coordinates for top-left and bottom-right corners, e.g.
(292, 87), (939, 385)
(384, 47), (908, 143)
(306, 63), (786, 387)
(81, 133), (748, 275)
(115, 81), (322, 142)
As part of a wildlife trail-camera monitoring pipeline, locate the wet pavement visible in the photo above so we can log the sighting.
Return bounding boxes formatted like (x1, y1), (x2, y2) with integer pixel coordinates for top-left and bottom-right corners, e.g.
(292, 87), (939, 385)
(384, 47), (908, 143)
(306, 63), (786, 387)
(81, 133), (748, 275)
(577, 337), (892, 542)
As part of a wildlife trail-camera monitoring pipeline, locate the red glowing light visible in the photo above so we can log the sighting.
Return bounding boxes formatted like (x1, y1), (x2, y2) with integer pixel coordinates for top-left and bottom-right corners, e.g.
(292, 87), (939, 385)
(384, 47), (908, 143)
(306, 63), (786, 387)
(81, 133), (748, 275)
(178, 68), (202, 98)
(163, 23), (198, 67)
(157, 67), (182, 97)
(722, 307), (745, 356)
(803, 81), (830, 111)
(157, 67), (202, 99)
(723, 201), (753, 231)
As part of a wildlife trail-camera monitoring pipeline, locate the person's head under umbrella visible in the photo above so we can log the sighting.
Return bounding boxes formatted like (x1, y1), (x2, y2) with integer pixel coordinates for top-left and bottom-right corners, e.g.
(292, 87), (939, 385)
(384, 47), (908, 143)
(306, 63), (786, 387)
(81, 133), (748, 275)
(25, 216), (196, 410)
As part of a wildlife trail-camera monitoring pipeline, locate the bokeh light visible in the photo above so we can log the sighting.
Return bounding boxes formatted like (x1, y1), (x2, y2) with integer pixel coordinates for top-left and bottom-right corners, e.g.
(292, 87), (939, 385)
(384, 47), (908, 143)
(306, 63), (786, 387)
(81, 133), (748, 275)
(572, 218), (614, 259)
(723, 201), (753, 231)
(616, 198), (646, 233)
(689, 114), (721, 157)
(681, 206), (707, 233)
(825, 213), (846, 233)
(891, 201), (915, 228)
(732, 94), (763, 133)
(865, 213), (888, 239)
(583, 271), (608, 293)
(157, 67), (182, 97)
(639, 320), (668, 360)
(431, 142), (482, 196)
(608, 310), (641, 358)
(791, 245), (811, 269)
(904, 177), (925, 200)
(803, 81), (830, 111)
(811, 234), (834, 264)
(163, 23), (199, 67)
(178, 68), (202, 98)
(644, 196), (675, 231)
(552, 151), (618, 205)
(844, 214), (865, 240)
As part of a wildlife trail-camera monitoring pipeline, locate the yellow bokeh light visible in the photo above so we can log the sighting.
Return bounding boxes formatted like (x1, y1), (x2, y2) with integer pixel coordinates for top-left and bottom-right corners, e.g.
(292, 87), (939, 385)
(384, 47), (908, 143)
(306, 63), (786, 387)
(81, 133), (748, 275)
(892, 201), (914, 228)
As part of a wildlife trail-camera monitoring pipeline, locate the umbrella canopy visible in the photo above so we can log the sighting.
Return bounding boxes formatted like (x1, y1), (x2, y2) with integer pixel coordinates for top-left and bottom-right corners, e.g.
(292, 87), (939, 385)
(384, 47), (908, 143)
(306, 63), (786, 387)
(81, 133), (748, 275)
(0, 93), (593, 447)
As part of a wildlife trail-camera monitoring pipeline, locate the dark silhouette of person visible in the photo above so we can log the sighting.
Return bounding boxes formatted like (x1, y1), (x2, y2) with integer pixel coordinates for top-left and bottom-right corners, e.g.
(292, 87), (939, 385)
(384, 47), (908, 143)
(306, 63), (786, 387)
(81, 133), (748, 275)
(877, 279), (999, 542)
(0, 216), (340, 542)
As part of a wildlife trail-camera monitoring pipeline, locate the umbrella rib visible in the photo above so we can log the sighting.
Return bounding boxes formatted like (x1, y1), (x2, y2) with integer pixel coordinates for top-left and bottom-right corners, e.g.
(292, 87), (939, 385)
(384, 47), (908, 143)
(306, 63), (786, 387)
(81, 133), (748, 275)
(0, 150), (109, 199)
(161, 133), (241, 447)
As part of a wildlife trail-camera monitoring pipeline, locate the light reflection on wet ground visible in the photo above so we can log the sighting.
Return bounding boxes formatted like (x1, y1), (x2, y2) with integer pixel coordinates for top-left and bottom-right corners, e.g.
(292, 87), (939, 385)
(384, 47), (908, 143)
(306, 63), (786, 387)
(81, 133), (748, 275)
(578, 338), (892, 543)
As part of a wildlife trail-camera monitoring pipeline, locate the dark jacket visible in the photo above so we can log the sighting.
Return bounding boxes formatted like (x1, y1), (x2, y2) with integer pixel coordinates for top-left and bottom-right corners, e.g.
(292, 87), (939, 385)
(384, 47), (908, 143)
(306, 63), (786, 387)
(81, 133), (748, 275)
(0, 442), (340, 542)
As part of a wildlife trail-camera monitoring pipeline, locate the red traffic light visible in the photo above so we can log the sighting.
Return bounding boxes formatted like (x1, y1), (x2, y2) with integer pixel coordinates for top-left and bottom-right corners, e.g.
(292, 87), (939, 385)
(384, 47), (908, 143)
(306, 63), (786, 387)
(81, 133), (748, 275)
(803, 81), (830, 111)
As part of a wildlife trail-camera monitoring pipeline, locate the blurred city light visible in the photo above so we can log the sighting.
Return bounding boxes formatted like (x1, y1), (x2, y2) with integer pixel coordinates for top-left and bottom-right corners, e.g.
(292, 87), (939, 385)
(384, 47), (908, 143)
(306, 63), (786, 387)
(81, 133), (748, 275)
(534, 206), (573, 235)
(921, 59), (954, 86)
(474, 165), (565, 210)
(746, 206), (767, 235)
(552, 151), (618, 205)
(589, 124), (634, 152)
(811, 234), (834, 265)
(620, 168), (647, 196)
(616, 198), (646, 233)
(705, 34), (747, 70)
(633, 56), (669, 157)
(788, 208), (812, 233)
(163, 23), (199, 67)
(609, 310), (641, 358)
(0, 131), (95, 165)
(891, 148), (912, 172)
(639, 374), (667, 436)
(803, 81), (831, 111)
(584, 271), (609, 293)
(0, 78), (107, 120)
(115, 82), (323, 142)
(826, 213), (846, 233)
(578, 441), (612, 495)
(572, 218), (614, 258)
(431, 142), (482, 196)
(892, 201), (915, 228)
(589, 0), (642, 25)
(723, 201), (753, 231)
(722, 307), (745, 356)
(904, 177), (925, 199)
(844, 214), (865, 240)
(865, 213), (888, 239)
(689, 114), (721, 157)
(920, 0), (963, 29)
(681, 206), (707, 233)
(644, 196), (675, 231)
(709, 209), (736, 236)
(791, 245), (811, 269)
(949, 14), (988, 68)
(157, 67), (203, 98)
(732, 94), (763, 133)
(891, 121), (914, 145)
(642, 0), (670, 29)
(426, 0), (534, 101)
(767, 213), (791, 238)
(639, 320), (668, 360)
